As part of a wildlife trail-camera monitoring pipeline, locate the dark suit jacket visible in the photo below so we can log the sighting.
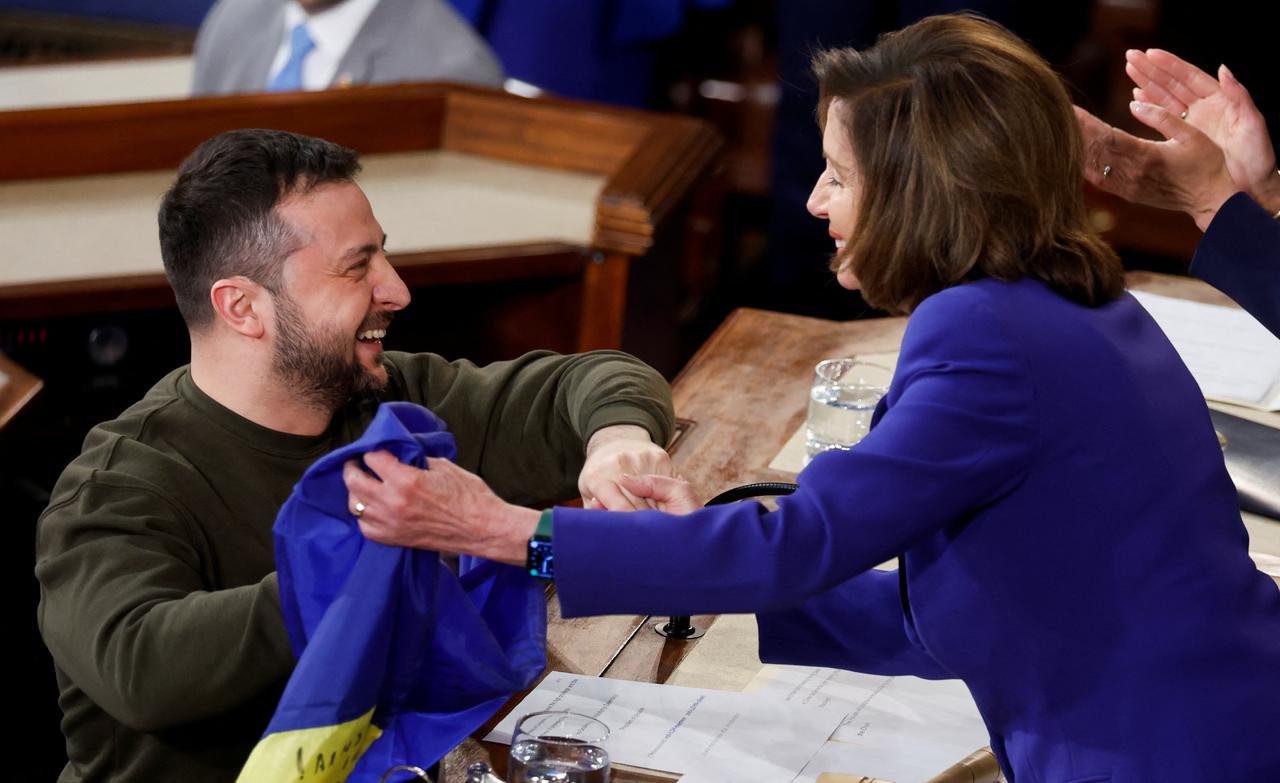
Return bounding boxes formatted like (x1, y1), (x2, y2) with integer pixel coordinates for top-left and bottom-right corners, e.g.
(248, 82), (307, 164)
(553, 278), (1280, 782)
(1191, 191), (1280, 339)
(192, 0), (502, 95)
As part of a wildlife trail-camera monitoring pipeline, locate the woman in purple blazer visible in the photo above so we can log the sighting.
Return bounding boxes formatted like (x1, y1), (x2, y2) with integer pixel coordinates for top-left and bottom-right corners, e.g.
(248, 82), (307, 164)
(346, 15), (1280, 782)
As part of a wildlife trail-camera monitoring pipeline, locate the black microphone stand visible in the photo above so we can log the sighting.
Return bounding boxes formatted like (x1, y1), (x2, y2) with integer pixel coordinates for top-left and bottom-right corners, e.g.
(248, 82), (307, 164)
(654, 481), (799, 639)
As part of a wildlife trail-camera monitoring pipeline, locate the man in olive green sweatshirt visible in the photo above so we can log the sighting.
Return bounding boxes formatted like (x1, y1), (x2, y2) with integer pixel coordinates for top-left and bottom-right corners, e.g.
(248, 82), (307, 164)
(35, 128), (676, 783)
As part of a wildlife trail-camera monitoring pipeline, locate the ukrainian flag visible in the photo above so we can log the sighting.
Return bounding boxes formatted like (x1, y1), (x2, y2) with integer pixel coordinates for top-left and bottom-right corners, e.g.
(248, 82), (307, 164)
(238, 402), (547, 782)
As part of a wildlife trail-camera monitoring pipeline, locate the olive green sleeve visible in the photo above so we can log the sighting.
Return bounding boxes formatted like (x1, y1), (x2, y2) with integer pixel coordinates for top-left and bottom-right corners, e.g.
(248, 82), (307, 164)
(35, 478), (294, 732)
(384, 350), (675, 504)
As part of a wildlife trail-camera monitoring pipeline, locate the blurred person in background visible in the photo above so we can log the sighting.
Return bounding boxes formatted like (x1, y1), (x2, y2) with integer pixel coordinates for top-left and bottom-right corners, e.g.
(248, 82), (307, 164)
(192, 0), (502, 95)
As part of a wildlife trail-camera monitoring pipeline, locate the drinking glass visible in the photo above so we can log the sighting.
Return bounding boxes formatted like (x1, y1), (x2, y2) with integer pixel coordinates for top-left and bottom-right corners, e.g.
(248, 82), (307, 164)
(805, 358), (892, 459)
(508, 711), (610, 783)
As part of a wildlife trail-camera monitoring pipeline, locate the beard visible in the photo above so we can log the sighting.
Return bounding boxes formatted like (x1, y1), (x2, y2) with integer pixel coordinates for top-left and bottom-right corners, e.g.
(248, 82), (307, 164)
(271, 291), (388, 414)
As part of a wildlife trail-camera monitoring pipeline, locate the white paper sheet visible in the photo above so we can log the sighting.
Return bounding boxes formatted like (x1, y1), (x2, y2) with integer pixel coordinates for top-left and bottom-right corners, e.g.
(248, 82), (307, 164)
(1131, 290), (1280, 410)
(749, 666), (990, 783)
(485, 671), (846, 783)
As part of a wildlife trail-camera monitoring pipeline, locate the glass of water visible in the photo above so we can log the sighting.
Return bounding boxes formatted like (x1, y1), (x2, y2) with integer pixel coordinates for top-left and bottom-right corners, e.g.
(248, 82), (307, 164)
(805, 358), (892, 460)
(508, 711), (610, 783)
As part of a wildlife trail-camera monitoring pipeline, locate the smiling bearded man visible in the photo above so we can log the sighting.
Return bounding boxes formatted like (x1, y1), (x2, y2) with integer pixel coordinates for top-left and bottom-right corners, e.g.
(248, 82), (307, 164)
(34, 129), (676, 783)
(271, 285), (391, 410)
(266, 176), (398, 412)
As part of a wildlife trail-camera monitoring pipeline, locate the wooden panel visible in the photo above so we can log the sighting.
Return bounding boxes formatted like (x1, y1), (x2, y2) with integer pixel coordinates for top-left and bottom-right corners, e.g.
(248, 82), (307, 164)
(443, 87), (722, 256)
(0, 351), (41, 430)
(0, 84), (449, 180)
(443, 89), (646, 175)
(0, 242), (589, 320)
(0, 271), (176, 320)
(601, 614), (720, 685)
(0, 82), (720, 369)
(595, 118), (721, 255)
(391, 243), (587, 288)
(600, 117), (722, 227)
(544, 591), (649, 679)
(576, 252), (630, 352)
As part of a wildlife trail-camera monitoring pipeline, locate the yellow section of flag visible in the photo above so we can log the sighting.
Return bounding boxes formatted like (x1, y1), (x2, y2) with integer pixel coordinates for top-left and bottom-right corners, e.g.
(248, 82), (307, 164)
(236, 707), (383, 783)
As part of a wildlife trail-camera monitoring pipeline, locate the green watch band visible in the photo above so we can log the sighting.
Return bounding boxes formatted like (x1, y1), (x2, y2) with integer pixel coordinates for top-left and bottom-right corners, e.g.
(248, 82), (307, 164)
(535, 508), (554, 539)
(526, 509), (555, 580)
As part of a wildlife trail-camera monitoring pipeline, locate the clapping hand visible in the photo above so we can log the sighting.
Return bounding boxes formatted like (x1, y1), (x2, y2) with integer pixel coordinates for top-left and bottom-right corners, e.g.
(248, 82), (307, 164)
(1125, 49), (1278, 210)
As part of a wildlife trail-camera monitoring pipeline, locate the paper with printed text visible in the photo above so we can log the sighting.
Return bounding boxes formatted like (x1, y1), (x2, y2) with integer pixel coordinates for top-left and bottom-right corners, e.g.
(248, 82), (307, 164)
(486, 671), (845, 782)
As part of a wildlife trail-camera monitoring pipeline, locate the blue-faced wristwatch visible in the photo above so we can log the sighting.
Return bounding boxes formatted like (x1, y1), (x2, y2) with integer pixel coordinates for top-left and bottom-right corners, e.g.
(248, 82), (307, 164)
(526, 509), (554, 580)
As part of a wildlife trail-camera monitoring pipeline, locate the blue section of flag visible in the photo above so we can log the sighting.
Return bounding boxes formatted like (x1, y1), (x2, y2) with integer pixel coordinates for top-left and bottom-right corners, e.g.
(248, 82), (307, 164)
(271, 402), (547, 776)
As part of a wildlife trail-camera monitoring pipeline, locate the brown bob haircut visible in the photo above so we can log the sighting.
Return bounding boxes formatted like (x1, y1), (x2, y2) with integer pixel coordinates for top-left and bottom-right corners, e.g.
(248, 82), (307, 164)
(813, 14), (1123, 314)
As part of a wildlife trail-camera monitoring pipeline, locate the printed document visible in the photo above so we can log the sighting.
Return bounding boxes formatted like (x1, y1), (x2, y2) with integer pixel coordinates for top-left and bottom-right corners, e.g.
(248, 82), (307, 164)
(749, 666), (990, 783)
(485, 671), (845, 783)
(1131, 290), (1280, 410)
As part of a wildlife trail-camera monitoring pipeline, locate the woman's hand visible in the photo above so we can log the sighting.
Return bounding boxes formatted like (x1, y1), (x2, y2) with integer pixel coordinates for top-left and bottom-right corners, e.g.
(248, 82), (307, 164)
(1125, 49), (1280, 213)
(1076, 102), (1238, 230)
(342, 451), (538, 566)
(583, 473), (702, 515)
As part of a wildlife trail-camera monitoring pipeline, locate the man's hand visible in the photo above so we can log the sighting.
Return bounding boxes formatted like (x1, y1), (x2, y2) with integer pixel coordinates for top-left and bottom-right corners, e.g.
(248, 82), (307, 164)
(343, 451), (537, 566)
(1076, 102), (1237, 230)
(578, 424), (675, 511)
(1125, 49), (1279, 212)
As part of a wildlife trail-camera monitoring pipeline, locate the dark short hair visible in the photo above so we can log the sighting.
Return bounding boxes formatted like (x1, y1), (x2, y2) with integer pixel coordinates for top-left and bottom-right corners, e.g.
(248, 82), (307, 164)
(813, 14), (1123, 313)
(158, 128), (362, 329)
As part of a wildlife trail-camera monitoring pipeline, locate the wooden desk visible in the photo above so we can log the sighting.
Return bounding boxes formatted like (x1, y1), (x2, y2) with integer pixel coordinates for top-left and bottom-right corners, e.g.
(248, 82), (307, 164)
(462, 271), (1280, 782)
(0, 351), (41, 429)
(0, 82), (719, 355)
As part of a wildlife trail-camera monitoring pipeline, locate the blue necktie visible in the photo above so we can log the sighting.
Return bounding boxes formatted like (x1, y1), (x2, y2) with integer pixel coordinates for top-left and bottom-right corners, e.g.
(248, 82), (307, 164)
(268, 23), (315, 92)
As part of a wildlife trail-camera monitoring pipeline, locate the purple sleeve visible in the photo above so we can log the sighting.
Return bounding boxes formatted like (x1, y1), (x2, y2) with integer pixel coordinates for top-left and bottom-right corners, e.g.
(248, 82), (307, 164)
(1190, 191), (1280, 339)
(552, 285), (1036, 626)
(757, 569), (953, 679)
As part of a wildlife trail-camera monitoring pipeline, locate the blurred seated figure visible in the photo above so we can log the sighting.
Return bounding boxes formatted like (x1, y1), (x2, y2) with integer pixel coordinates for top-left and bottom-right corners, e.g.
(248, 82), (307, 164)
(453, 0), (729, 107)
(192, 0), (502, 95)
